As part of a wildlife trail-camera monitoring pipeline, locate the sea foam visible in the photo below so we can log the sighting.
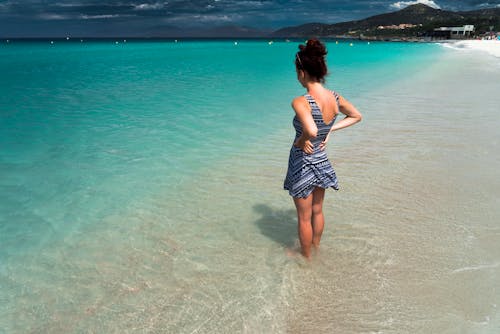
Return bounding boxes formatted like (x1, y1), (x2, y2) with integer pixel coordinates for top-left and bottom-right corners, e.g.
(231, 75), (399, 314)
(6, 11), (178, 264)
(440, 39), (500, 58)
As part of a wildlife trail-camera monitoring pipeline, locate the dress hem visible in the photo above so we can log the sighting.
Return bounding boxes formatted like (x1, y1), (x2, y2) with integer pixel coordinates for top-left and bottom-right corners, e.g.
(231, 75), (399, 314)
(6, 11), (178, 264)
(284, 183), (339, 199)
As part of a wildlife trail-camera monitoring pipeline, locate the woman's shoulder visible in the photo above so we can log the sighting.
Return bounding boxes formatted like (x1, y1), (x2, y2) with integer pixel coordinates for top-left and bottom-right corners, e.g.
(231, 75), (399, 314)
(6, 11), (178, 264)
(323, 88), (341, 105)
(291, 95), (311, 114)
(291, 95), (308, 107)
(324, 87), (339, 97)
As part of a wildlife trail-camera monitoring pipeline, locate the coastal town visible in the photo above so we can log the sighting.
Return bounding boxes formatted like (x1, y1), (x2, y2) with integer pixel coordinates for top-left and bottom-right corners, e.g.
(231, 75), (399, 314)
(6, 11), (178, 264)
(358, 24), (499, 42)
(356, 24), (499, 42)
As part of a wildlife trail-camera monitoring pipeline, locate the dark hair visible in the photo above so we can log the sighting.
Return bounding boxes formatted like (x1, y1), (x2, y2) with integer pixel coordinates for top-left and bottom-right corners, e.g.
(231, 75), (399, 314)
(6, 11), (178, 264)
(295, 39), (328, 83)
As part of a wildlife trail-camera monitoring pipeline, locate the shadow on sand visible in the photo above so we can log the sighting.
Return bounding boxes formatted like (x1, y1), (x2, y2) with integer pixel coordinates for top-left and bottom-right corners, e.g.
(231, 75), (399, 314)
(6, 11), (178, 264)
(253, 204), (297, 248)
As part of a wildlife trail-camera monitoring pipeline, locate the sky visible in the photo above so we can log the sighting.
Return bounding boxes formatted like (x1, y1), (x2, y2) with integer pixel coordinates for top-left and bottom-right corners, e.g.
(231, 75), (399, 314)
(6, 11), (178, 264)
(1, 0), (499, 37)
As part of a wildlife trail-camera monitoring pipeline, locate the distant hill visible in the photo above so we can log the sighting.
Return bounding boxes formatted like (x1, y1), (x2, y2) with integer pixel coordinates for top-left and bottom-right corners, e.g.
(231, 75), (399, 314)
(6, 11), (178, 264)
(272, 4), (500, 38)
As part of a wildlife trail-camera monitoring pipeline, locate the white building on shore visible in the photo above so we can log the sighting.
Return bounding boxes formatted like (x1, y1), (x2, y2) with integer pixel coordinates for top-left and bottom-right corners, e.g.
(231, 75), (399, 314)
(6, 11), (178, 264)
(433, 25), (475, 39)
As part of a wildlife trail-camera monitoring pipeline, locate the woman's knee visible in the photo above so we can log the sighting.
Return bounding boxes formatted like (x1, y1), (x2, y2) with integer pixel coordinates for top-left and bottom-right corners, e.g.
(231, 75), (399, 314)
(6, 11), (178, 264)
(311, 188), (325, 215)
(312, 203), (323, 216)
(297, 212), (312, 224)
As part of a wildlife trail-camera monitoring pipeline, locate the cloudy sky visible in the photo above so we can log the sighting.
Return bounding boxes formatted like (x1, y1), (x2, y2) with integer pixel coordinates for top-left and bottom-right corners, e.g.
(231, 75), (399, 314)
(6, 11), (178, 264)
(1, 0), (499, 37)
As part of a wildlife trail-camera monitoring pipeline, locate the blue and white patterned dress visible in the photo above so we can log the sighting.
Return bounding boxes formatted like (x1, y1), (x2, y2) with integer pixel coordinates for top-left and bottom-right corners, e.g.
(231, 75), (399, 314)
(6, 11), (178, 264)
(284, 92), (339, 198)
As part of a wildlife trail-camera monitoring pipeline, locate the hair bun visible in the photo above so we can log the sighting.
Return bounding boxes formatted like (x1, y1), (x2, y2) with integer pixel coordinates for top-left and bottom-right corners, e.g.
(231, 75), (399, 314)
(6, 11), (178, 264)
(305, 39), (327, 57)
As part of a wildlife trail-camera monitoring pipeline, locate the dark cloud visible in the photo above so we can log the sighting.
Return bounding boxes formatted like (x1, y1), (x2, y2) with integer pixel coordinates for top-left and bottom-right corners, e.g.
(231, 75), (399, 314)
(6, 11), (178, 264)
(0, 0), (498, 37)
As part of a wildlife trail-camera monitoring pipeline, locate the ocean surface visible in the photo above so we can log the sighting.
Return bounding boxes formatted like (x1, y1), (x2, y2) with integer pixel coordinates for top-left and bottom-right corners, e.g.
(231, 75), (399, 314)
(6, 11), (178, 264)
(1, 39), (499, 333)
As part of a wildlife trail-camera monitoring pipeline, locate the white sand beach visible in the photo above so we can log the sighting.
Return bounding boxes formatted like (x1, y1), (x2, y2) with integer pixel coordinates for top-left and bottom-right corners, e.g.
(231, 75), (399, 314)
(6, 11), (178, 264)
(441, 39), (500, 58)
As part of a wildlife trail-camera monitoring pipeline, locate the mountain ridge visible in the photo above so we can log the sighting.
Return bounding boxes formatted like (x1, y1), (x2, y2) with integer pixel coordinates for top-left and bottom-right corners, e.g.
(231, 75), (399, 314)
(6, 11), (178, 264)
(272, 4), (500, 39)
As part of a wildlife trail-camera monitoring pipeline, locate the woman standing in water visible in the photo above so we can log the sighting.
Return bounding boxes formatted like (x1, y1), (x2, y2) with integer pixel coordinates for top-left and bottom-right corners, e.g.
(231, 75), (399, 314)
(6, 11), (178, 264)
(284, 39), (362, 258)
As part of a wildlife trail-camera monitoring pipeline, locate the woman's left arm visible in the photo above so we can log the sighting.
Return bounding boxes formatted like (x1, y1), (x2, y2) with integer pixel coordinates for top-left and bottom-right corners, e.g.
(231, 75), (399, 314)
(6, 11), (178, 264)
(330, 94), (362, 131)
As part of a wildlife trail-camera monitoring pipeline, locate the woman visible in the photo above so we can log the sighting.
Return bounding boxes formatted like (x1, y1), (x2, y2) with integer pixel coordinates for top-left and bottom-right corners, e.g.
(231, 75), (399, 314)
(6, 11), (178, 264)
(284, 39), (362, 258)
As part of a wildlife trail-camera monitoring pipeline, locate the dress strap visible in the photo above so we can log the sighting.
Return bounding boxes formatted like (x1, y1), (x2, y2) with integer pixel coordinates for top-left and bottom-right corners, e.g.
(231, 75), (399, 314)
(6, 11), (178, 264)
(304, 94), (315, 104)
(332, 91), (340, 106)
(304, 94), (318, 112)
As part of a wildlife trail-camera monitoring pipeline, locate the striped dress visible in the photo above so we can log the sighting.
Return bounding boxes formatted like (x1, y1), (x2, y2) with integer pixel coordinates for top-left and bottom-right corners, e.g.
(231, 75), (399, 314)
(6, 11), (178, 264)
(284, 92), (339, 198)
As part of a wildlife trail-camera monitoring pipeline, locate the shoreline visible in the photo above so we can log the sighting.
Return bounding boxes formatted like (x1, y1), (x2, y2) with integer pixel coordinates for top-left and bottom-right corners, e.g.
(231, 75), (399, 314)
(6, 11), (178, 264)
(436, 39), (500, 58)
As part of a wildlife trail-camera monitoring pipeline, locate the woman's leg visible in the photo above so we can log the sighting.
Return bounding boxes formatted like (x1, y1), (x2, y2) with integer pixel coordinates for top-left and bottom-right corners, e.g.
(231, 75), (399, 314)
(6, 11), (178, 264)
(293, 194), (314, 258)
(311, 187), (326, 248)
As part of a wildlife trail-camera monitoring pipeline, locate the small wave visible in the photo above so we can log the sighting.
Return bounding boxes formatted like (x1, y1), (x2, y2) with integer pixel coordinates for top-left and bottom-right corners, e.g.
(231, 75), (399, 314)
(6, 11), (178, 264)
(437, 40), (500, 58)
(452, 262), (500, 273)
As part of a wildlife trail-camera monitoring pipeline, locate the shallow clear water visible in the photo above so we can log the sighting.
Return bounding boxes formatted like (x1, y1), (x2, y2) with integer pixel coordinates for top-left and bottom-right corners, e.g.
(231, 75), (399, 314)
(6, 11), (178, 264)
(0, 39), (498, 333)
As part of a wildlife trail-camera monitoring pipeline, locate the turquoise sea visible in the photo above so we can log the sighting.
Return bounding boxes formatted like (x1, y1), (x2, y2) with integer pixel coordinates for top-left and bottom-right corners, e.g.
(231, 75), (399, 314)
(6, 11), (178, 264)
(1, 39), (499, 333)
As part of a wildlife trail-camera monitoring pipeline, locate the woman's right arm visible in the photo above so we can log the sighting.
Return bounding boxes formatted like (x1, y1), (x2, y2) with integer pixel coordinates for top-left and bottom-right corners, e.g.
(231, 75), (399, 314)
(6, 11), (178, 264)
(292, 96), (317, 154)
